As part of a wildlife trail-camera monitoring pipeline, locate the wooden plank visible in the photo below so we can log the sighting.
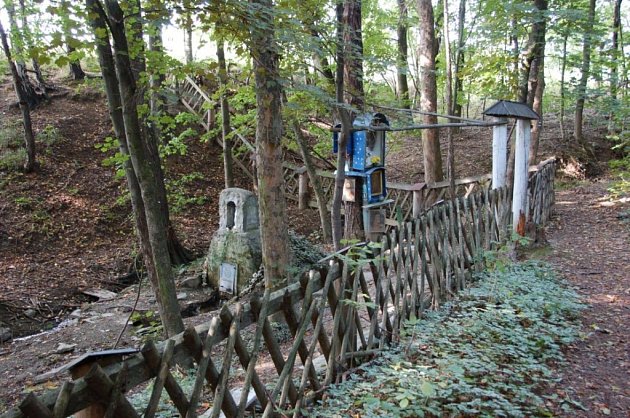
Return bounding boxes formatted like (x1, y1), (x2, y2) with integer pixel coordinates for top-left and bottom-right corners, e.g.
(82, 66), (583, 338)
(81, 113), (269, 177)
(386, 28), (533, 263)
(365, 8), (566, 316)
(144, 340), (175, 418)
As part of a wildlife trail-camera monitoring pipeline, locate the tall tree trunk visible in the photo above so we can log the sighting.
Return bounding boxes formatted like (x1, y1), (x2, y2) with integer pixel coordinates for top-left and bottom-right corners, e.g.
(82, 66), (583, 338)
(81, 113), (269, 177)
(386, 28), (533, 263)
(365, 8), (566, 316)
(527, 0), (547, 164)
(0, 20), (36, 172)
(417, 0), (443, 184)
(343, 0), (364, 111)
(452, 0), (465, 118)
(443, 0), (455, 197)
(291, 119), (333, 243)
(148, 25), (165, 117)
(574, 0), (596, 144)
(396, 0), (410, 110)
(342, 0), (365, 242)
(559, 31), (568, 141)
(5, 0), (43, 108)
(609, 0), (621, 132)
(183, 3), (193, 65)
(510, 16), (519, 99)
(249, 0), (290, 289)
(518, 0), (547, 105)
(217, 37), (234, 188)
(331, 0), (351, 250)
(529, 55), (545, 165)
(309, 28), (336, 88)
(91, 0), (184, 337)
(18, 0), (46, 88)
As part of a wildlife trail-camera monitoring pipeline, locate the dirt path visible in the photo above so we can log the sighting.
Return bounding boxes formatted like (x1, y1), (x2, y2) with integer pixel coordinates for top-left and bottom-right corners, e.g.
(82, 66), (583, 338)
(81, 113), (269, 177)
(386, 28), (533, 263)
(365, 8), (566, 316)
(544, 179), (630, 417)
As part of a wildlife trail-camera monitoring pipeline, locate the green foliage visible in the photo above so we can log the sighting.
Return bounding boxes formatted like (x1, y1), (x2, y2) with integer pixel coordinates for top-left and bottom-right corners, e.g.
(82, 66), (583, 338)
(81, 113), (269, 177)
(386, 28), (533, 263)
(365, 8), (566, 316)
(480, 232), (531, 272)
(130, 310), (163, 341)
(95, 136), (129, 179)
(36, 125), (62, 146)
(129, 368), (197, 416)
(165, 172), (209, 214)
(307, 262), (584, 417)
(0, 57), (8, 83)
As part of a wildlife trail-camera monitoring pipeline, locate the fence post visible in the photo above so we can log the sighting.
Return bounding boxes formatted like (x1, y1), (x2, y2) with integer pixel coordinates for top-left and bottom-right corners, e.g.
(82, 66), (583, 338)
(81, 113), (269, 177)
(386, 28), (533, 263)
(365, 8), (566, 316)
(491, 117), (508, 189)
(412, 183), (426, 218)
(298, 168), (310, 210)
(512, 119), (531, 235)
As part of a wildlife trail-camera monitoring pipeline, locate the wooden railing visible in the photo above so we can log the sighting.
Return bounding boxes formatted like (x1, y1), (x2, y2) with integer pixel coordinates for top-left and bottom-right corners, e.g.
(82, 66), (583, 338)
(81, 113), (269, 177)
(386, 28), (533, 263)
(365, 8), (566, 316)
(2, 159), (556, 418)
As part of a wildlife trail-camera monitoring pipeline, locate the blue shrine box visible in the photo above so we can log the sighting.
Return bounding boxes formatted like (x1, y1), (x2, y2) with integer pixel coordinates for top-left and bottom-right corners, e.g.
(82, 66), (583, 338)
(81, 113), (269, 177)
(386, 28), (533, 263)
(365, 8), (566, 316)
(332, 113), (389, 172)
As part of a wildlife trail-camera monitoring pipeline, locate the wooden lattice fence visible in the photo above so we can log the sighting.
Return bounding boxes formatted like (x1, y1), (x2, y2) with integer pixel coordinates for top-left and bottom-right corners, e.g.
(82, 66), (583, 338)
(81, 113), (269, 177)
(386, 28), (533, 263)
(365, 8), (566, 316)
(2, 159), (556, 418)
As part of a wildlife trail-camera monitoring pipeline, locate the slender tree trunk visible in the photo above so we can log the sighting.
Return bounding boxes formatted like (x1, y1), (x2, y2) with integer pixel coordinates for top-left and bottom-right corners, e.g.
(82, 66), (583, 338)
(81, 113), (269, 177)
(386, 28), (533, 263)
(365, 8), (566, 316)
(342, 0), (365, 242)
(443, 0), (455, 197)
(574, 0), (596, 144)
(510, 16), (519, 99)
(609, 0), (622, 132)
(527, 0), (547, 164)
(92, 0), (184, 337)
(417, 0), (443, 183)
(396, 0), (410, 110)
(5, 0), (43, 108)
(343, 0), (364, 111)
(308, 27), (336, 88)
(291, 119), (333, 243)
(18, 0), (46, 88)
(530, 55), (545, 164)
(184, 7), (193, 65)
(0, 20), (36, 172)
(331, 0), (351, 250)
(249, 0), (290, 289)
(452, 0), (465, 119)
(217, 37), (234, 188)
(559, 31), (568, 141)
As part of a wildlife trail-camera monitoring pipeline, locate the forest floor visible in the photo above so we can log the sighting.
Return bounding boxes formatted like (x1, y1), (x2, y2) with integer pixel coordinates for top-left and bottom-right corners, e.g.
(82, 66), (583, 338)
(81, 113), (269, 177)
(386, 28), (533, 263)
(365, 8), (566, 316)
(541, 179), (629, 417)
(0, 76), (627, 415)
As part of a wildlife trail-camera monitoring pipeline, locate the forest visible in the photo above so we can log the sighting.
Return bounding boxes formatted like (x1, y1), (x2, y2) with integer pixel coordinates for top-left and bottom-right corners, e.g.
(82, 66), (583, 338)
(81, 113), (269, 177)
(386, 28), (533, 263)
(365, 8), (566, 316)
(0, 0), (628, 416)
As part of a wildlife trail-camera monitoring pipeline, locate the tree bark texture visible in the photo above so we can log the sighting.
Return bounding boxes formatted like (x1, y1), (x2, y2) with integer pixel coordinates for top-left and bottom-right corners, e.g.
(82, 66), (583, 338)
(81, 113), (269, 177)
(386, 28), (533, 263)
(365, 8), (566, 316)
(397, 0), (410, 110)
(249, 0), (291, 289)
(610, 0), (621, 104)
(0, 20), (37, 172)
(59, 0), (85, 80)
(217, 37), (234, 188)
(331, 0), (350, 250)
(452, 0), (465, 118)
(417, 0), (443, 184)
(342, 0), (365, 242)
(560, 31), (568, 141)
(526, 0), (547, 164)
(291, 120), (332, 243)
(89, 0), (184, 337)
(4, 0), (44, 109)
(343, 0), (364, 110)
(574, 0), (596, 144)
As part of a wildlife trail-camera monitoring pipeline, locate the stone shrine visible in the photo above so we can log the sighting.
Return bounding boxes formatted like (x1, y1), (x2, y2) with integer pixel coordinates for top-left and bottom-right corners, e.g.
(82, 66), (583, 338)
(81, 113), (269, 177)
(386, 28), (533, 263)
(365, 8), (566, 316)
(205, 188), (262, 294)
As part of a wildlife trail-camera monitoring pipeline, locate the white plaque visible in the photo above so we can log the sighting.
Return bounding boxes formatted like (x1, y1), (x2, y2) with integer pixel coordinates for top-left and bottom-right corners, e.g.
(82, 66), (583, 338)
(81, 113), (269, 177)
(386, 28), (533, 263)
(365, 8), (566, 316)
(219, 263), (237, 294)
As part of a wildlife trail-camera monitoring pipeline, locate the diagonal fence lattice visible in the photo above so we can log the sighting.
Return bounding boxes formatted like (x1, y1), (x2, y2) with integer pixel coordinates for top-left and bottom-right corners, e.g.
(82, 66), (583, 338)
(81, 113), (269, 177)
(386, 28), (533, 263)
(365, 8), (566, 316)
(3, 159), (556, 418)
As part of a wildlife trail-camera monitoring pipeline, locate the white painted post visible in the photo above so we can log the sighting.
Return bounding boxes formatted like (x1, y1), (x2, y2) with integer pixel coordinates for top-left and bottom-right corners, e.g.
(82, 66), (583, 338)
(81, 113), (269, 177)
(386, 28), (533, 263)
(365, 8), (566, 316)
(492, 117), (508, 189)
(512, 118), (531, 235)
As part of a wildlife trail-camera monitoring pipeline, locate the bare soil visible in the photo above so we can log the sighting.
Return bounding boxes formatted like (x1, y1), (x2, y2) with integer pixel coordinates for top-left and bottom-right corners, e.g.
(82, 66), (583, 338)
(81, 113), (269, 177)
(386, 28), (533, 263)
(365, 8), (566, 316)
(542, 180), (630, 417)
(0, 76), (627, 415)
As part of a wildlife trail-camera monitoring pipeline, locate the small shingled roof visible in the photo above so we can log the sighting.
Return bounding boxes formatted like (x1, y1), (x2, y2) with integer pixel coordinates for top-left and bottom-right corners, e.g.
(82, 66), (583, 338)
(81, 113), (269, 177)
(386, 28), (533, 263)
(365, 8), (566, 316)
(483, 100), (539, 120)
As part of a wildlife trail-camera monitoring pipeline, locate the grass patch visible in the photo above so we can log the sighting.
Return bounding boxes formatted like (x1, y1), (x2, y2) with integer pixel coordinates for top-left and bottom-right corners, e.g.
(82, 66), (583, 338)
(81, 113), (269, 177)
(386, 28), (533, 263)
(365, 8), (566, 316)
(307, 262), (584, 417)
(0, 121), (26, 171)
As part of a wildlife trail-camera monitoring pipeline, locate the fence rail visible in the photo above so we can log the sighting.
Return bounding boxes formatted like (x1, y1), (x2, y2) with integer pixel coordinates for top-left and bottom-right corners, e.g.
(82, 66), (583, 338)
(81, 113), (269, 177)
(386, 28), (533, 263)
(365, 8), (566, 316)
(2, 159), (556, 418)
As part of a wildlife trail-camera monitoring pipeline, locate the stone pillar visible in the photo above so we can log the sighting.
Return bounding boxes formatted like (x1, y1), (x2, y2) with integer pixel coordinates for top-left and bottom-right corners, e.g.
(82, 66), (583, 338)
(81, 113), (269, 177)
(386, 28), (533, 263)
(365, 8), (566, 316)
(206, 188), (262, 294)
